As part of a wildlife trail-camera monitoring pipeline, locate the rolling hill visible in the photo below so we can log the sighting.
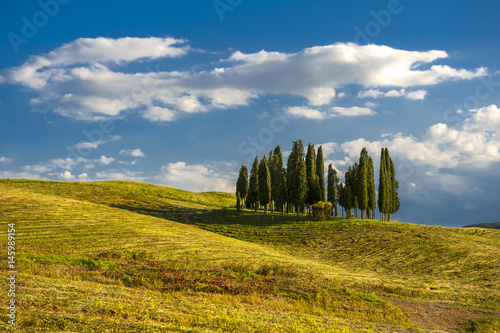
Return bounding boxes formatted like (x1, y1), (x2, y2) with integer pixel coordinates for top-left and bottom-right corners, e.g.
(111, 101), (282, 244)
(1, 179), (499, 332)
(463, 222), (500, 230)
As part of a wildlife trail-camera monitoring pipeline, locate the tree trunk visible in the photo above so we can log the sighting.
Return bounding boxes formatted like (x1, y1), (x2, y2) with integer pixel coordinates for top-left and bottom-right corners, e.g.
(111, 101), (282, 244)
(264, 204), (268, 215)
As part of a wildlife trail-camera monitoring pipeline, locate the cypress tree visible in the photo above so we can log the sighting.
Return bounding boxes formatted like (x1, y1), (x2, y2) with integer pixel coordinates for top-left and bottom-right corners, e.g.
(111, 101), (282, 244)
(345, 183), (353, 219)
(378, 148), (391, 221)
(348, 164), (359, 218)
(327, 164), (339, 216)
(338, 182), (346, 217)
(268, 150), (274, 212)
(272, 145), (286, 214)
(236, 165), (248, 210)
(344, 166), (356, 219)
(248, 156), (259, 212)
(316, 146), (326, 202)
(384, 148), (392, 221)
(236, 191), (241, 211)
(287, 140), (307, 216)
(367, 156), (376, 219)
(387, 149), (400, 221)
(357, 149), (368, 219)
(306, 143), (321, 210)
(258, 156), (272, 215)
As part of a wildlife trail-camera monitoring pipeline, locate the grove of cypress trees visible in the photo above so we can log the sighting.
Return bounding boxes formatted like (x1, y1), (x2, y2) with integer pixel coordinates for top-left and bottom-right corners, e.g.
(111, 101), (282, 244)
(287, 140), (307, 216)
(236, 165), (248, 209)
(248, 156), (259, 212)
(258, 156), (272, 215)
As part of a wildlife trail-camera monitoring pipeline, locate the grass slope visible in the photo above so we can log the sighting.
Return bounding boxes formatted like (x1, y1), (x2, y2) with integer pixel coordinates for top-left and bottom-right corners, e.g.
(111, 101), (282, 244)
(1, 179), (499, 332)
(0, 180), (411, 332)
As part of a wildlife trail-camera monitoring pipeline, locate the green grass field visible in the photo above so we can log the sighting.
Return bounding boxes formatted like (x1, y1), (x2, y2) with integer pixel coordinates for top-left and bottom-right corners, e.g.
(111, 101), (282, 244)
(1, 179), (499, 332)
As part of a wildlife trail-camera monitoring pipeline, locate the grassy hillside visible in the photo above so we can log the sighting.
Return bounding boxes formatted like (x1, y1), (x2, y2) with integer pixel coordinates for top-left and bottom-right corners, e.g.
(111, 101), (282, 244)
(464, 222), (500, 230)
(1, 179), (499, 332)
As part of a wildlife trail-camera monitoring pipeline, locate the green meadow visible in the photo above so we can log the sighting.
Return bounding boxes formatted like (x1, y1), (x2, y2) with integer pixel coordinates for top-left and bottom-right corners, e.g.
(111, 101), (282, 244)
(1, 179), (499, 332)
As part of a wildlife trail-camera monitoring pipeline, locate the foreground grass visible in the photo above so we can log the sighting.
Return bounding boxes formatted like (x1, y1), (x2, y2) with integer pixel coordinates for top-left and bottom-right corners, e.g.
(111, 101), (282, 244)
(0, 180), (414, 332)
(1, 179), (499, 331)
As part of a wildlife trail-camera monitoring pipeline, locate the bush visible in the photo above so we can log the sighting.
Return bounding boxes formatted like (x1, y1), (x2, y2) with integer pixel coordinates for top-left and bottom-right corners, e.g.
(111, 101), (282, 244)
(312, 201), (333, 220)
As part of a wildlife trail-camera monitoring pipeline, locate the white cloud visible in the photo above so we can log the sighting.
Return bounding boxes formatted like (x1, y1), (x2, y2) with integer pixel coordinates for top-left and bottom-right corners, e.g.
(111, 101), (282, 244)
(331, 106), (375, 117)
(285, 105), (375, 119)
(285, 106), (325, 120)
(158, 161), (236, 192)
(0, 39), (485, 122)
(0, 157), (12, 163)
(60, 171), (74, 180)
(70, 135), (121, 150)
(21, 155), (116, 174)
(95, 170), (145, 182)
(119, 149), (145, 158)
(99, 156), (115, 165)
(332, 104), (500, 201)
(358, 88), (427, 100)
(141, 106), (177, 122)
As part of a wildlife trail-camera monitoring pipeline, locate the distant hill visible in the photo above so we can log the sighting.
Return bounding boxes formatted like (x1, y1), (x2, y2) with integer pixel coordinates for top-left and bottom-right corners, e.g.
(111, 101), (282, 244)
(463, 222), (500, 229)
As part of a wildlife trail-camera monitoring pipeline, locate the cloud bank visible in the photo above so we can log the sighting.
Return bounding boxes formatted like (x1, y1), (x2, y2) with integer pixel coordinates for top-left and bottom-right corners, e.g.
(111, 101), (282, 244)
(0, 38), (486, 122)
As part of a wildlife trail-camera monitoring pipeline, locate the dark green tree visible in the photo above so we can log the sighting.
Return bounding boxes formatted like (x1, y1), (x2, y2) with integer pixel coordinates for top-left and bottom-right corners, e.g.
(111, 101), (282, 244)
(236, 165), (248, 209)
(357, 149), (369, 219)
(378, 148), (390, 221)
(316, 146), (326, 202)
(378, 148), (386, 221)
(267, 150), (274, 211)
(338, 182), (346, 217)
(258, 156), (272, 215)
(387, 149), (400, 221)
(271, 145), (286, 214)
(346, 164), (359, 218)
(287, 140), (307, 216)
(327, 164), (339, 216)
(236, 191), (241, 211)
(247, 156), (259, 212)
(367, 156), (376, 219)
(306, 143), (321, 210)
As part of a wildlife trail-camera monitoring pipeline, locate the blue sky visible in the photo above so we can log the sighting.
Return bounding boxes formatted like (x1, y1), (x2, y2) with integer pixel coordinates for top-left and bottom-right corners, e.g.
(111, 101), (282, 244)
(1, 0), (499, 227)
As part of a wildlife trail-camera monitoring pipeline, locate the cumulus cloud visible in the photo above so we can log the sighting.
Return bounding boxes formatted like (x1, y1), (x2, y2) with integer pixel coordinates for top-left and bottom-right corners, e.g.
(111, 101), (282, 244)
(285, 105), (375, 119)
(0, 38), (485, 122)
(21, 155), (115, 174)
(324, 105), (500, 204)
(119, 149), (145, 158)
(0, 157), (12, 163)
(69, 135), (121, 150)
(285, 106), (326, 120)
(358, 88), (427, 100)
(158, 161), (236, 192)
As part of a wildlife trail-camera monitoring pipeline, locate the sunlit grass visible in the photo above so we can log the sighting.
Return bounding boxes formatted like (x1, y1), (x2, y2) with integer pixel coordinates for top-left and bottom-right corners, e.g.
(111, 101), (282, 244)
(0, 179), (499, 332)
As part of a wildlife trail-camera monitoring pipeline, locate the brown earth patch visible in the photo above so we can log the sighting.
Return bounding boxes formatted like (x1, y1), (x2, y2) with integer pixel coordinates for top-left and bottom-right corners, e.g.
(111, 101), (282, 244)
(384, 297), (500, 332)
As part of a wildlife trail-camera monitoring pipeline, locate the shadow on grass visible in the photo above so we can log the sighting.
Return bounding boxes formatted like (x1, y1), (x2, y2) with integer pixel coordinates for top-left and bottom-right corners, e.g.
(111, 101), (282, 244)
(109, 203), (208, 224)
